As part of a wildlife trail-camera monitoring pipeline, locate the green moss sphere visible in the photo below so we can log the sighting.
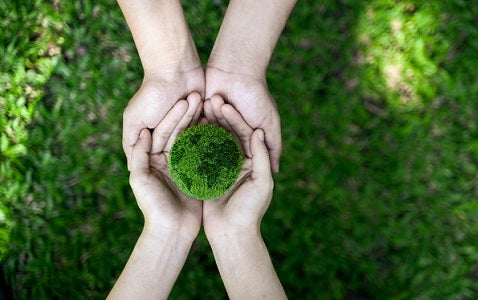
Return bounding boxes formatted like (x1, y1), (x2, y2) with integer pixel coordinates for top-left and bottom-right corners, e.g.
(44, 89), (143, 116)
(168, 124), (243, 200)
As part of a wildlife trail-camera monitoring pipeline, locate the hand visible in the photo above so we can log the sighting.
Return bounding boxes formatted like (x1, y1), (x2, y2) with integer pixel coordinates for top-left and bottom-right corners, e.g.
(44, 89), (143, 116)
(205, 67), (281, 173)
(129, 93), (203, 241)
(201, 97), (285, 299)
(202, 96), (274, 238)
(123, 68), (204, 170)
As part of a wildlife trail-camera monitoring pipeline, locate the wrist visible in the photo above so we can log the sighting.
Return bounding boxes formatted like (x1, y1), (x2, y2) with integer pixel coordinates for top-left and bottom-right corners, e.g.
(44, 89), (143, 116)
(142, 220), (199, 246)
(207, 0), (296, 77)
(207, 228), (263, 251)
(206, 1), (271, 78)
(205, 66), (267, 88)
(207, 52), (268, 79)
(118, 0), (201, 76)
(204, 219), (261, 244)
(141, 41), (201, 78)
(142, 64), (203, 85)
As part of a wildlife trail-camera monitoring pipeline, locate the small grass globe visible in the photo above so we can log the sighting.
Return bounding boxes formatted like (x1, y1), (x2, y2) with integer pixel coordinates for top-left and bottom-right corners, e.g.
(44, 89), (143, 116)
(168, 124), (243, 200)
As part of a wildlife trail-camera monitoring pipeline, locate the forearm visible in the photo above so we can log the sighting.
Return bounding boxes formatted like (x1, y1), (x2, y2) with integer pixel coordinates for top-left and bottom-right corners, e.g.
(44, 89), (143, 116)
(208, 0), (297, 77)
(108, 227), (194, 300)
(117, 0), (200, 77)
(209, 232), (286, 299)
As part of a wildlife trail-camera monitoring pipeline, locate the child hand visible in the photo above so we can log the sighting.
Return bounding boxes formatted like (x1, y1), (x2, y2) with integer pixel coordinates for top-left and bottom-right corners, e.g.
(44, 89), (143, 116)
(202, 95), (274, 238)
(129, 93), (203, 242)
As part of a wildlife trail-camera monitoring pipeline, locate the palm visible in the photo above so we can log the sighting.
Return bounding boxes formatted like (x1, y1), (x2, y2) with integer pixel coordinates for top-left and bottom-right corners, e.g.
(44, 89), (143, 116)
(200, 97), (272, 236)
(123, 68), (205, 167)
(202, 159), (256, 235)
(205, 67), (281, 172)
(147, 152), (202, 234)
(129, 95), (204, 240)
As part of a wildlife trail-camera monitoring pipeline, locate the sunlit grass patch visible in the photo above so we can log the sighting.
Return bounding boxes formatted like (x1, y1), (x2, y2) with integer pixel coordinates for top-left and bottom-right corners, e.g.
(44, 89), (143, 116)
(356, 2), (447, 110)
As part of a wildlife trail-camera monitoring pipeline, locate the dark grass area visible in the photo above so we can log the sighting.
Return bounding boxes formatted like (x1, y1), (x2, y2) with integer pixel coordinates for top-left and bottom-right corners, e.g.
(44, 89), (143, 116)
(1, 0), (478, 299)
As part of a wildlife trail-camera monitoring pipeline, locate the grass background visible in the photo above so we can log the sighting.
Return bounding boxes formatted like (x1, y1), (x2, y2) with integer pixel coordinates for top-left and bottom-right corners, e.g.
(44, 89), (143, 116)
(1, 0), (478, 298)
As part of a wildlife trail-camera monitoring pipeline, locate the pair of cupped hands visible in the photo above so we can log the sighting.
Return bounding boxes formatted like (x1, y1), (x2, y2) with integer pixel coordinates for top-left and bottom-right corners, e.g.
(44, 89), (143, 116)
(125, 68), (279, 242)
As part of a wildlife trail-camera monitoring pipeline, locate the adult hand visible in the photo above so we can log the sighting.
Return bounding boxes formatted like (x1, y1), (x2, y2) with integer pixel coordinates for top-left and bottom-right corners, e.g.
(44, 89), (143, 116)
(202, 95), (274, 237)
(205, 67), (281, 173)
(204, 0), (297, 174)
(123, 68), (204, 170)
(129, 93), (203, 241)
(118, 0), (205, 170)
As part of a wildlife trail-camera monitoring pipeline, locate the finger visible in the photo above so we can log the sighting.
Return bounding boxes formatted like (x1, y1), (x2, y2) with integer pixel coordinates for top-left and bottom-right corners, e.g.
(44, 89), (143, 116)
(210, 95), (235, 134)
(150, 152), (169, 175)
(210, 95), (225, 122)
(221, 104), (253, 158)
(151, 100), (188, 154)
(165, 93), (202, 151)
(203, 100), (217, 125)
(122, 128), (136, 171)
(123, 112), (146, 171)
(182, 92), (202, 124)
(265, 128), (282, 173)
(191, 98), (203, 126)
(269, 148), (282, 173)
(250, 129), (272, 181)
(130, 128), (152, 176)
(199, 117), (210, 125)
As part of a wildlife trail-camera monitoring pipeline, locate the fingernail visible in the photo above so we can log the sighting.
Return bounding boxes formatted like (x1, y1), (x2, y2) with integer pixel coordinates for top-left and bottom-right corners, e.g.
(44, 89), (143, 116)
(140, 129), (146, 138)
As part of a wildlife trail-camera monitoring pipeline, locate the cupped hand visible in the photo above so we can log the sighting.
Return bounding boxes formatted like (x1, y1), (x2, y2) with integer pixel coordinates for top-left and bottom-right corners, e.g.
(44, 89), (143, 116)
(202, 96), (274, 238)
(205, 67), (281, 173)
(123, 68), (204, 170)
(129, 93), (203, 241)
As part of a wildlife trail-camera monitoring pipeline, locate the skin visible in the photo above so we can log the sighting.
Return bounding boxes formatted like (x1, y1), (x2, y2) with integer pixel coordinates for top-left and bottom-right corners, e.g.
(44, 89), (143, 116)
(108, 94), (203, 300)
(109, 94), (286, 299)
(118, 0), (297, 172)
(117, 0), (204, 170)
(203, 95), (287, 299)
(206, 0), (298, 173)
(114, 0), (296, 296)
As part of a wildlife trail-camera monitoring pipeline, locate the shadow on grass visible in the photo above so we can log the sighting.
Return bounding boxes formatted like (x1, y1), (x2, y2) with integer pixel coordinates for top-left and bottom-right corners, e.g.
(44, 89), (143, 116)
(0, 265), (12, 300)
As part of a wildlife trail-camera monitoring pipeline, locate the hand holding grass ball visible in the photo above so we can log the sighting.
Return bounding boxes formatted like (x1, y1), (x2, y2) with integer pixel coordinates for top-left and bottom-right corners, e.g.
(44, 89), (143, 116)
(201, 96), (275, 240)
(128, 94), (204, 243)
(168, 124), (243, 200)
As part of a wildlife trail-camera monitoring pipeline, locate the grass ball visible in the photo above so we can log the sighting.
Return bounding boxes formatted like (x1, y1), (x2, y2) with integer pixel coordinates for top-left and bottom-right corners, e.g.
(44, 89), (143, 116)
(168, 124), (243, 200)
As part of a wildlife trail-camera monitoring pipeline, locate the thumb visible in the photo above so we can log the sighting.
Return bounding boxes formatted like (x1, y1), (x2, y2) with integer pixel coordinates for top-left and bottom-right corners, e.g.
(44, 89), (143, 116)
(123, 123), (142, 171)
(130, 128), (152, 176)
(251, 129), (272, 180)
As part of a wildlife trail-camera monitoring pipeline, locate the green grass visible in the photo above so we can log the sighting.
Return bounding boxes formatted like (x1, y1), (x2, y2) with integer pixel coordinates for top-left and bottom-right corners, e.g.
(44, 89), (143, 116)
(1, 0), (478, 299)
(169, 124), (242, 200)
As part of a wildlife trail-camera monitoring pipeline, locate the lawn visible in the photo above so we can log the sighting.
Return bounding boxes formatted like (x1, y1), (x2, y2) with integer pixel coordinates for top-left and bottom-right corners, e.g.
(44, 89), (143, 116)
(1, 0), (478, 299)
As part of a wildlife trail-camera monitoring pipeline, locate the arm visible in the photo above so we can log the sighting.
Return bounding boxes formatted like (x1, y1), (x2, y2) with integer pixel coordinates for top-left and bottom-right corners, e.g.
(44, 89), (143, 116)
(205, 0), (297, 172)
(208, 230), (286, 300)
(107, 228), (194, 300)
(117, 0), (204, 168)
(208, 0), (297, 77)
(203, 97), (286, 299)
(116, 0), (201, 77)
(109, 95), (203, 300)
